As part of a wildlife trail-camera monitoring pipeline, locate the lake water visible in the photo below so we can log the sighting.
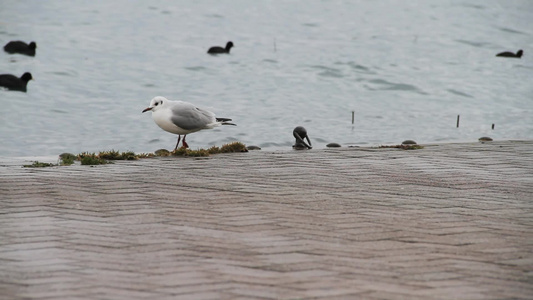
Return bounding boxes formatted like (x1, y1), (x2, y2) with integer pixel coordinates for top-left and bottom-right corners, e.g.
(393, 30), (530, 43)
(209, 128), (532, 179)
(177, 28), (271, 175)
(1, 0), (532, 157)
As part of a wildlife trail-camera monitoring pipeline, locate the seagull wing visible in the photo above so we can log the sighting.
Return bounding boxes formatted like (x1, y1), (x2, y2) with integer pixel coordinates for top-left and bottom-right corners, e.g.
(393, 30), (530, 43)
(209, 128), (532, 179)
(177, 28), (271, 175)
(170, 101), (216, 131)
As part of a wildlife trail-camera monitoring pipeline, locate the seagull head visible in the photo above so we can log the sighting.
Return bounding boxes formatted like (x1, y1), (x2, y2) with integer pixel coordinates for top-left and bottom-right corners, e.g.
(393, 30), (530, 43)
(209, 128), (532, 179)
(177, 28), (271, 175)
(142, 96), (167, 113)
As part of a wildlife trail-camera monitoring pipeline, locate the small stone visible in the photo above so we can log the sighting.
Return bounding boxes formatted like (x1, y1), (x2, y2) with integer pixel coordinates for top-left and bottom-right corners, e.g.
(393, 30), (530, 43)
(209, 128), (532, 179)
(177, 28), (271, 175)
(154, 149), (171, 156)
(59, 153), (76, 160)
(401, 140), (417, 145)
(246, 145), (261, 150)
(326, 143), (341, 148)
(479, 137), (493, 142)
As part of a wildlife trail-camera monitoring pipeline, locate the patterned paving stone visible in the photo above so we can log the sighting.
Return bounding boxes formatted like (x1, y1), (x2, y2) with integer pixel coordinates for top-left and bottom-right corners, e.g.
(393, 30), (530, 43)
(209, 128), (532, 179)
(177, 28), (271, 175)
(0, 141), (532, 299)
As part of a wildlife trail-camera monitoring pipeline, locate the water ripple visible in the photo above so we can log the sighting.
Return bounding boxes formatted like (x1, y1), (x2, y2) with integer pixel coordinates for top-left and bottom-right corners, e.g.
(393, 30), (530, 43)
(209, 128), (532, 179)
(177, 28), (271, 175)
(185, 66), (207, 72)
(309, 65), (344, 78)
(335, 61), (377, 75)
(0, 0), (531, 156)
(455, 39), (494, 48)
(498, 27), (526, 35)
(366, 79), (427, 94)
(447, 89), (473, 98)
(259, 142), (292, 148)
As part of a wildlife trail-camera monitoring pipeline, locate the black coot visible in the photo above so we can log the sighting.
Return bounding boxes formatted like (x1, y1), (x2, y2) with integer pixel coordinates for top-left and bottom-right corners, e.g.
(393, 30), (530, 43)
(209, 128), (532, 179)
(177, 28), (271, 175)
(0, 72), (33, 92)
(207, 41), (234, 54)
(3, 41), (37, 56)
(496, 49), (523, 58)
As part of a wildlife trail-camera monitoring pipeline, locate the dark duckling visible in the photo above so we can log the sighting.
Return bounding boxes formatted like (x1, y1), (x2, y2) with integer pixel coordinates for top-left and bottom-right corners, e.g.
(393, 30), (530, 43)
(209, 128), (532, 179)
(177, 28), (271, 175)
(207, 41), (234, 54)
(496, 49), (523, 58)
(3, 41), (37, 56)
(0, 72), (33, 92)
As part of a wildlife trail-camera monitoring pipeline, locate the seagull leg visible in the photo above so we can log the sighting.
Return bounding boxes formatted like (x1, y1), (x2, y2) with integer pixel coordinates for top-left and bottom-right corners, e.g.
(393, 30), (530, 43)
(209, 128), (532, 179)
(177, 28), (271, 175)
(174, 135), (182, 151)
(182, 135), (189, 148)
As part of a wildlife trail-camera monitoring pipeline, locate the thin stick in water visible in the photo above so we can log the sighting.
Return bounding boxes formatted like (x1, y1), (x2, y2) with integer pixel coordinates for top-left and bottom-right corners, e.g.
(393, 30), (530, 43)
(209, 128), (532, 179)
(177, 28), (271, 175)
(456, 115), (460, 128)
(352, 111), (354, 124)
(492, 123), (495, 130)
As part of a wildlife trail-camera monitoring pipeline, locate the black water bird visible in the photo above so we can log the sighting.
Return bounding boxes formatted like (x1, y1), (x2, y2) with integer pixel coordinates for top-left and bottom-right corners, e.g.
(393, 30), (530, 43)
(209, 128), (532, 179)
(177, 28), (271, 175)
(496, 49), (523, 58)
(0, 72), (33, 92)
(3, 41), (37, 56)
(207, 41), (234, 54)
(293, 126), (312, 150)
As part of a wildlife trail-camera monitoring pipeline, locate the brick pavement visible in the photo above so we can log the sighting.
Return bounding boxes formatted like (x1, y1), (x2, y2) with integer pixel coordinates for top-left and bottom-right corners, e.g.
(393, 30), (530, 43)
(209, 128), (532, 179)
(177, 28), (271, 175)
(0, 141), (532, 299)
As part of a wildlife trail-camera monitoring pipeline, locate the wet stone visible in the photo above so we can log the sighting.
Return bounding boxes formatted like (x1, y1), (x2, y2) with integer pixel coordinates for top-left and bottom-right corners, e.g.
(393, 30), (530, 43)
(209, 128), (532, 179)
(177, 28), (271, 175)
(326, 143), (342, 148)
(154, 149), (171, 156)
(479, 137), (493, 142)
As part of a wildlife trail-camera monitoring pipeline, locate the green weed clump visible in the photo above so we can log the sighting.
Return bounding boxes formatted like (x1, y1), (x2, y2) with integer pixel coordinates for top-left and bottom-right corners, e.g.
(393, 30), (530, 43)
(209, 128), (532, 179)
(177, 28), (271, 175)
(137, 152), (156, 158)
(219, 142), (248, 153)
(76, 150), (146, 165)
(96, 150), (122, 160)
(59, 153), (76, 166)
(77, 152), (111, 165)
(172, 148), (210, 157)
(171, 142), (248, 157)
(207, 146), (221, 154)
(37, 142), (247, 168)
(23, 161), (56, 168)
(98, 150), (138, 160)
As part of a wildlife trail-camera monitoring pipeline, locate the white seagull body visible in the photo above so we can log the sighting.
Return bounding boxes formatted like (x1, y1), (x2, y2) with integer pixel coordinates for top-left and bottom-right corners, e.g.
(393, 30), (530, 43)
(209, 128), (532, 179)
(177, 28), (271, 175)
(142, 96), (235, 150)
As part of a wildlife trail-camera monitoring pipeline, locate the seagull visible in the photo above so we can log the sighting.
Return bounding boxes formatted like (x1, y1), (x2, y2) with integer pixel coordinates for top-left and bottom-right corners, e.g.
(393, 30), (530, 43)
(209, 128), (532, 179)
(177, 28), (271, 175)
(0, 72), (33, 92)
(496, 49), (523, 58)
(207, 41), (234, 54)
(142, 96), (235, 150)
(3, 41), (37, 56)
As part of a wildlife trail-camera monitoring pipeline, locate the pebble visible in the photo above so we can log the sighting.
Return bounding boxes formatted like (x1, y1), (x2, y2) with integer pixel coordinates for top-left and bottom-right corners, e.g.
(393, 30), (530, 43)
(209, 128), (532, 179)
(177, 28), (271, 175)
(59, 153), (76, 160)
(401, 140), (417, 145)
(154, 149), (171, 156)
(326, 143), (341, 148)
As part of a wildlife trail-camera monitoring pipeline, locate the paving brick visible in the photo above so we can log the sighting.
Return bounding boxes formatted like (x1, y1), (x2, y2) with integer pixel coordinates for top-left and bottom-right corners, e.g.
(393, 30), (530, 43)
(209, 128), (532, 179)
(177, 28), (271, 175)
(1, 141), (532, 299)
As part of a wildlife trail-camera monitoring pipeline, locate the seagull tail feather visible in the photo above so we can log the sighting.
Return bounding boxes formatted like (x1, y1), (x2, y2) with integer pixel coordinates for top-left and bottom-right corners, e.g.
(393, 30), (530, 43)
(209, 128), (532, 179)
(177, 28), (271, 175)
(216, 118), (236, 126)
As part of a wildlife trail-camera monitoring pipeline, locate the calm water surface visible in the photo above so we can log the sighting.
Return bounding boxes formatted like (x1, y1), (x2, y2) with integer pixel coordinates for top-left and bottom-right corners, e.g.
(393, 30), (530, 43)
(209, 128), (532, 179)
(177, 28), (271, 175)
(1, 0), (532, 156)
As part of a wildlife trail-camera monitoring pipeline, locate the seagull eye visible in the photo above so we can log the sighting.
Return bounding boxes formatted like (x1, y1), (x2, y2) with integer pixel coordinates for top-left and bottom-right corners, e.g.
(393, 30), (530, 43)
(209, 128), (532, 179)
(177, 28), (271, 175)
(155, 102), (159, 106)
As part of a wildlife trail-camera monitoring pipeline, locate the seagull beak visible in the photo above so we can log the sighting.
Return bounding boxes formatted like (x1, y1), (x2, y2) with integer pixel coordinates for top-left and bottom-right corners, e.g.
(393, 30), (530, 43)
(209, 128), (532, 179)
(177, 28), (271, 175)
(142, 107), (152, 113)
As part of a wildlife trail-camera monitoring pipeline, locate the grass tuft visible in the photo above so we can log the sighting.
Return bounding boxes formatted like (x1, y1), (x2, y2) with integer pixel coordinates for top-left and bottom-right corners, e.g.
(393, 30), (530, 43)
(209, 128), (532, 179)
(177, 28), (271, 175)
(207, 146), (221, 154)
(23, 161), (56, 168)
(137, 152), (156, 158)
(59, 153), (76, 166)
(97, 150), (121, 160)
(40, 142), (247, 168)
(172, 148), (210, 157)
(77, 152), (111, 165)
(118, 151), (137, 160)
(98, 150), (138, 160)
(81, 156), (111, 165)
(171, 142), (248, 157)
(219, 142), (248, 153)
